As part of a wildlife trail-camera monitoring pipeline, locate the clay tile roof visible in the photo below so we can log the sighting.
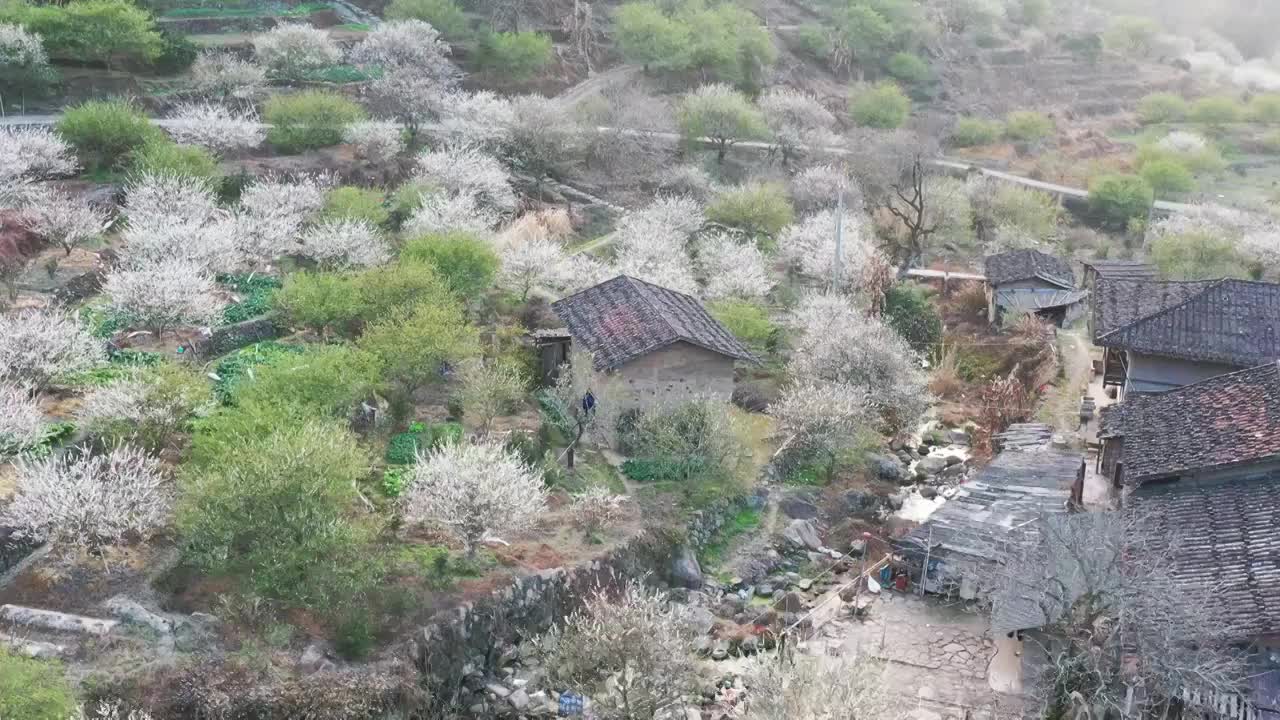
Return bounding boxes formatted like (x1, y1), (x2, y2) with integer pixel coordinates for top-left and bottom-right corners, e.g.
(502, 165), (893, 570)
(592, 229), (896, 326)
(1082, 259), (1159, 281)
(1095, 279), (1280, 366)
(984, 249), (1075, 289)
(550, 275), (757, 371)
(1098, 362), (1280, 483)
(1135, 472), (1280, 640)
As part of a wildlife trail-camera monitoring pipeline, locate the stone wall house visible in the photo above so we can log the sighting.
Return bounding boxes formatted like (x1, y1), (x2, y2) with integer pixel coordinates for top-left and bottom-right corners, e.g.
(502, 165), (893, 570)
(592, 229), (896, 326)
(1092, 278), (1280, 397)
(984, 249), (1088, 327)
(547, 275), (757, 410)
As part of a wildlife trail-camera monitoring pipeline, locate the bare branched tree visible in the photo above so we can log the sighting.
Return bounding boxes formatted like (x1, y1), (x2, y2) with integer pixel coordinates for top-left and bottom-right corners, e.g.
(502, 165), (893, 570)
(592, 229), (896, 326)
(990, 510), (1248, 720)
(733, 655), (900, 720)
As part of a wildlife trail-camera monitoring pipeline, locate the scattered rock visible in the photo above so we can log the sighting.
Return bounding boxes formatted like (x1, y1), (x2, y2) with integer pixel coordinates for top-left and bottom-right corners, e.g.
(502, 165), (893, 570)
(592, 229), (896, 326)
(775, 592), (805, 613)
(755, 584), (773, 597)
(711, 642), (729, 661)
(103, 596), (173, 638)
(0, 605), (117, 637)
(299, 643), (334, 675)
(670, 545), (703, 589)
(944, 455), (962, 467)
(867, 453), (906, 483)
(915, 456), (949, 477)
(740, 635), (759, 655)
(509, 689), (530, 710)
(486, 683), (511, 699)
(919, 486), (938, 500)
(779, 495), (819, 520)
(782, 519), (822, 551)
(948, 429), (970, 445)
(688, 607), (716, 635)
(798, 579), (813, 591)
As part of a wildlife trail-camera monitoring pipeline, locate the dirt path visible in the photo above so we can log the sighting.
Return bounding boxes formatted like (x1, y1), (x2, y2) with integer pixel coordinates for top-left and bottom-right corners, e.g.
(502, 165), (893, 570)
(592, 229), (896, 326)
(554, 64), (641, 107)
(1035, 326), (1093, 435)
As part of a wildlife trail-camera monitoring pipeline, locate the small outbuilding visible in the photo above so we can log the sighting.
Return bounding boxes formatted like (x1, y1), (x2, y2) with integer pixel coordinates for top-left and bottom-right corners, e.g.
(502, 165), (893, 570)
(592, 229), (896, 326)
(984, 249), (1087, 327)
(544, 275), (757, 409)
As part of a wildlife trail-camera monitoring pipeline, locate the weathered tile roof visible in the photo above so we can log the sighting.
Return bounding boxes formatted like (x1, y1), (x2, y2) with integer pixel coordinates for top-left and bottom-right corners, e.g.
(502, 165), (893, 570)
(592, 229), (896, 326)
(1136, 472), (1280, 640)
(1095, 279), (1280, 367)
(1099, 362), (1280, 483)
(984, 249), (1075, 289)
(1082, 259), (1159, 281)
(550, 275), (756, 371)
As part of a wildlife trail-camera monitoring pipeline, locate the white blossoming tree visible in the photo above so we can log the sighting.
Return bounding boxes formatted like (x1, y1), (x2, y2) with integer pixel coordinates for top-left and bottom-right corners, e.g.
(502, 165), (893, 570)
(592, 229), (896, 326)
(78, 365), (211, 451)
(298, 218), (392, 269)
(414, 145), (518, 213)
(504, 95), (587, 187)
(569, 486), (627, 539)
(404, 192), (498, 236)
(790, 163), (864, 213)
(403, 440), (548, 557)
(611, 196), (705, 294)
(736, 655), (896, 720)
(102, 260), (225, 338)
(252, 24), (342, 79)
(0, 308), (104, 391)
(123, 171), (218, 238)
(20, 185), (109, 255)
(548, 253), (613, 294)
(0, 382), (44, 455)
(779, 209), (883, 293)
(540, 350), (623, 465)
(788, 292), (931, 433)
(430, 90), (514, 150)
(350, 19), (458, 81)
(759, 87), (840, 164)
(234, 173), (332, 264)
(697, 231), (773, 299)
(500, 234), (567, 300)
(0, 126), (76, 184)
(4, 444), (171, 549)
(190, 50), (267, 100)
(120, 172), (241, 271)
(164, 102), (265, 156)
(343, 120), (406, 164)
(0, 22), (56, 104)
(769, 380), (869, 481)
(1240, 227), (1280, 271)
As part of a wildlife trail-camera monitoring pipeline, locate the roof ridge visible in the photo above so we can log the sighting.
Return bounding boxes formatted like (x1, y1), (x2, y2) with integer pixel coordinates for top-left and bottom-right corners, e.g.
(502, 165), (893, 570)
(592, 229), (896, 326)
(621, 274), (684, 344)
(1095, 279), (1218, 343)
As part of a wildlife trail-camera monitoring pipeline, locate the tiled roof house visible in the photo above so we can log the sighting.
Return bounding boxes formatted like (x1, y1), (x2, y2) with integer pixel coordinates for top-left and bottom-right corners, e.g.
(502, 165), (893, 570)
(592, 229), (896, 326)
(548, 275), (756, 408)
(1091, 278), (1280, 395)
(983, 250), (1086, 327)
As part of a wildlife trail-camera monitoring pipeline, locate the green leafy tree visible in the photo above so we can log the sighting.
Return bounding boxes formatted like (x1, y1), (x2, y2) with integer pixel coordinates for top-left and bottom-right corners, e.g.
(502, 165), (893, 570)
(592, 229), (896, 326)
(178, 420), (378, 607)
(883, 282), (941, 354)
(706, 181), (794, 245)
(834, 4), (893, 73)
(1087, 174), (1153, 230)
(265, 90), (366, 153)
(477, 31), (551, 81)
(385, 0), (470, 39)
(1151, 231), (1251, 280)
(401, 231), (499, 298)
(1140, 157), (1194, 194)
(232, 344), (382, 417)
(849, 81), (910, 128)
(56, 99), (164, 172)
(613, 2), (691, 72)
(274, 271), (362, 337)
(885, 51), (929, 85)
(12, 0), (163, 70)
(130, 137), (219, 180)
(359, 296), (480, 395)
(1137, 92), (1188, 124)
(0, 22), (57, 102)
(323, 186), (390, 226)
(1248, 94), (1280, 124)
(681, 2), (775, 90)
(0, 648), (75, 720)
(707, 298), (777, 354)
(1102, 15), (1158, 56)
(677, 83), (769, 163)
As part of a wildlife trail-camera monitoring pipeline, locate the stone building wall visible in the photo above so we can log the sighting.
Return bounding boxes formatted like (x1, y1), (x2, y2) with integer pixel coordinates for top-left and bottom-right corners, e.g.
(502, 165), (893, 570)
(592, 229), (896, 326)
(413, 498), (749, 710)
(613, 342), (736, 410)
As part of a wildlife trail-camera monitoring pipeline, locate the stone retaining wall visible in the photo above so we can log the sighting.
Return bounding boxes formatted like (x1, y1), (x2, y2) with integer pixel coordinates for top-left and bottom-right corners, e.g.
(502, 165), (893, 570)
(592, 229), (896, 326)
(413, 498), (750, 710)
(0, 528), (40, 577)
(188, 315), (285, 361)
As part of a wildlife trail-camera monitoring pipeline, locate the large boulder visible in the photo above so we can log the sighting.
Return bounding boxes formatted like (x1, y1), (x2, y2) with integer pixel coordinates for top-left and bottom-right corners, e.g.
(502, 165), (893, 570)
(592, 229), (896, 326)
(843, 490), (885, 516)
(867, 453), (907, 483)
(670, 545), (703, 589)
(778, 491), (819, 520)
(782, 519), (822, 551)
(915, 455), (949, 478)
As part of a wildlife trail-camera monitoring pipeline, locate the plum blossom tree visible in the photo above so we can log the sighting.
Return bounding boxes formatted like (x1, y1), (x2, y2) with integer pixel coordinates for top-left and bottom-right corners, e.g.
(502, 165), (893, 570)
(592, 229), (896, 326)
(0, 308), (104, 391)
(540, 350), (622, 463)
(414, 145), (517, 213)
(504, 95), (587, 188)
(350, 19), (458, 81)
(190, 50), (266, 100)
(252, 24), (342, 79)
(0, 126), (76, 181)
(790, 163), (865, 213)
(119, 172), (241, 271)
(297, 218), (392, 269)
(77, 365), (210, 451)
(0, 382), (43, 455)
(609, 195), (705, 293)
(4, 444), (171, 549)
(788, 291), (931, 433)
(697, 231), (773, 299)
(404, 440), (548, 557)
(759, 87), (840, 164)
(102, 260), (225, 337)
(735, 656), (895, 720)
(538, 582), (699, 720)
(0, 22), (56, 104)
(1239, 227), (1280, 270)
(164, 102), (265, 156)
(20, 185), (109, 255)
(500, 234), (566, 299)
(779, 209), (883, 293)
(365, 67), (449, 134)
(569, 486), (626, 539)
(549, 253), (613, 294)
(453, 358), (527, 434)
(405, 192), (498, 236)
(343, 120), (406, 164)
(234, 173), (332, 263)
(769, 380), (869, 481)
(429, 90), (514, 150)
(122, 171), (218, 238)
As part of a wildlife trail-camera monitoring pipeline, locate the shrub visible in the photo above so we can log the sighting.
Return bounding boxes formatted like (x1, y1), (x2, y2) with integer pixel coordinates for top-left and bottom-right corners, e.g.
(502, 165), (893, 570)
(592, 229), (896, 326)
(1102, 15), (1157, 56)
(950, 117), (1002, 147)
(1087, 174), (1153, 230)
(274, 272), (362, 337)
(0, 647), (76, 720)
(154, 27), (198, 74)
(5, 0), (163, 69)
(130, 137), (219, 180)
(229, 345), (381, 418)
(477, 31), (552, 81)
(708, 299), (777, 354)
(1140, 157), (1194, 194)
(1189, 95), (1243, 126)
(1004, 110), (1054, 142)
(385, 0), (469, 39)
(79, 361), (211, 450)
(885, 52), (930, 85)
(265, 90), (366, 153)
(1248, 93), (1280, 124)
(1137, 92), (1187, 124)
(56, 99), (164, 172)
(613, 2), (692, 72)
(618, 400), (755, 505)
(1135, 141), (1225, 175)
(705, 181), (794, 244)
(178, 420), (379, 608)
(322, 186), (390, 226)
(794, 24), (832, 59)
(1151, 231), (1251, 280)
(849, 82), (910, 129)
(400, 231), (499, 298)
(884, 283), (941, 354)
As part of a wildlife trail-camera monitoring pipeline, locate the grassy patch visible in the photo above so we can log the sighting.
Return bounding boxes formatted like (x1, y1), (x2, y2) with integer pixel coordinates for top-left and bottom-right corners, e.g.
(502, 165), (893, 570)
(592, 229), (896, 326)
(699, 506), (761, 567)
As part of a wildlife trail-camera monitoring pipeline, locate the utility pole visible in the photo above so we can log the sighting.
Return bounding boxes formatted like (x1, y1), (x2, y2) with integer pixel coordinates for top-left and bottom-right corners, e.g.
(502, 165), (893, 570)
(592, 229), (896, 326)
(832, 182), (845, 290)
